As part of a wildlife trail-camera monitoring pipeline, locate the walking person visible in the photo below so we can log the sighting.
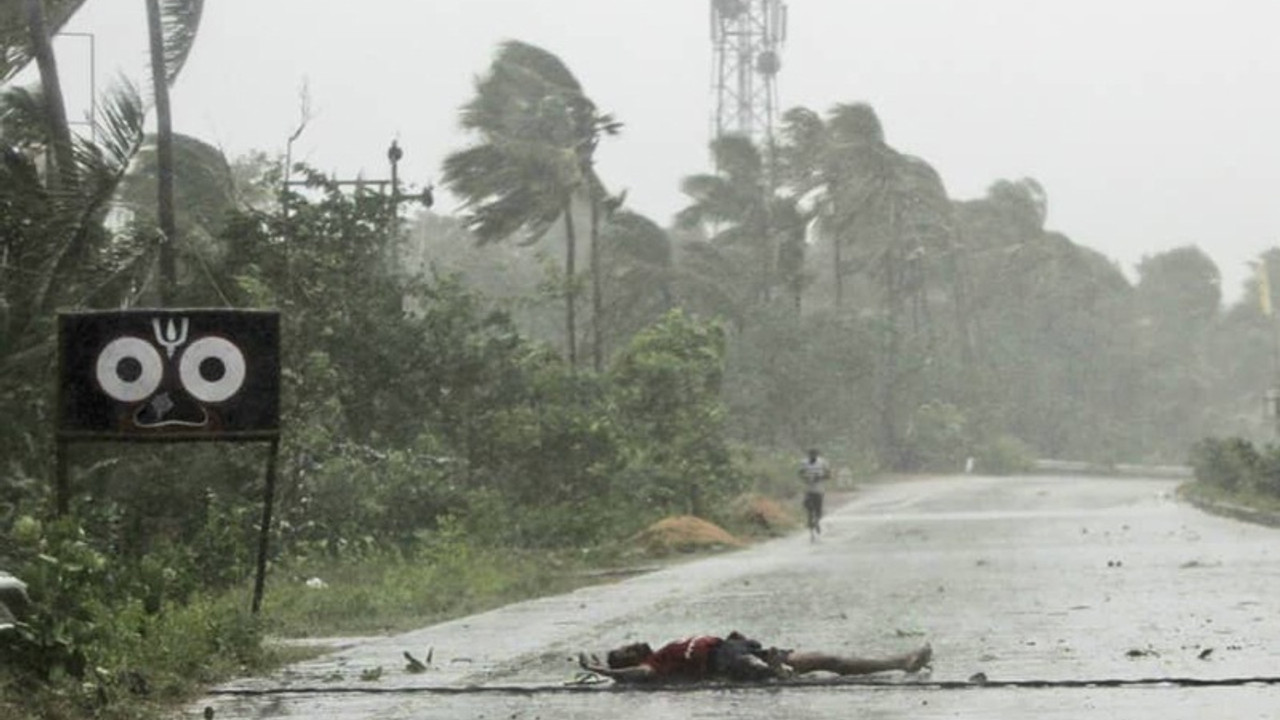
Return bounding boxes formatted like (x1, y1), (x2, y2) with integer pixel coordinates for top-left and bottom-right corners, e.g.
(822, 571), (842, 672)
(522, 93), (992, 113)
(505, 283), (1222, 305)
(799, 448), (830, 540)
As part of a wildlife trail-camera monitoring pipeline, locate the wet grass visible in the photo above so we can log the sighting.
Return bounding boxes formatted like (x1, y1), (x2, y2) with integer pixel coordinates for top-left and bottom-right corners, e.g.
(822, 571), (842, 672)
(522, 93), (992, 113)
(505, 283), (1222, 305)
(1180, 481), (1280, 515)
(1177, 479), (1280, 507)
(260, 546), (624, 639)
(0, 546), (630, 720)
(0, 598), (330, 720)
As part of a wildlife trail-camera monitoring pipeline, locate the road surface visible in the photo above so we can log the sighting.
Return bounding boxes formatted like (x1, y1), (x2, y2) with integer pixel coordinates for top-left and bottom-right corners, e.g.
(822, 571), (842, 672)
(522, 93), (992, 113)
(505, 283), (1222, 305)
(190, 474), (1280, 718)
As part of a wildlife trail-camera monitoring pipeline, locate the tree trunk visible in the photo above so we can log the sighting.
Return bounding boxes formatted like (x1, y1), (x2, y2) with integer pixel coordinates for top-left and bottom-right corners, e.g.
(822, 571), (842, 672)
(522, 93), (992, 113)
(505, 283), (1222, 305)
(145, 0), (178, 306)
(880, 246), (903, 470)
(759, 202), (773, 305)
(589, 192), (603, 372)
(563, 201), (578, 368)
(945, 231), (977, 369)
(833, 230), (844, 309)
(24, 0), (76, 192)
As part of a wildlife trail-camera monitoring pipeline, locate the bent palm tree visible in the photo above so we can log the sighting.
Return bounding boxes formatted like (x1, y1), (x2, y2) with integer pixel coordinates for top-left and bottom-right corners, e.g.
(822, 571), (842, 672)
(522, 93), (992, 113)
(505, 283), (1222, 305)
(677, 135), (773, 310)
(443, 40), (618, 368)
(597, 209), (674, 352)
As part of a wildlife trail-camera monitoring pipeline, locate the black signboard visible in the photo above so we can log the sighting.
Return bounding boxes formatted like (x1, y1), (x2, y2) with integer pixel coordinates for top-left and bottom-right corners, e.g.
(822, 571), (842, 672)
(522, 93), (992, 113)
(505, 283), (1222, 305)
(58, 309), (280, 440)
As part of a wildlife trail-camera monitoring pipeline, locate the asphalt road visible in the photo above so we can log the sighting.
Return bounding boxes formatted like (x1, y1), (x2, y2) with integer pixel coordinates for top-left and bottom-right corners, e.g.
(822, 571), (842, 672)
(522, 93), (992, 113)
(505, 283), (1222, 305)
(190, 474), (1280, 719)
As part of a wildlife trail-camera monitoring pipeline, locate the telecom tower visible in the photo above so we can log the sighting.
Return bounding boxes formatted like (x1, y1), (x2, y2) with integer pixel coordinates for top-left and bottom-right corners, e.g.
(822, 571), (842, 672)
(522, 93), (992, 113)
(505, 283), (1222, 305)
(710, 0), (787, 149)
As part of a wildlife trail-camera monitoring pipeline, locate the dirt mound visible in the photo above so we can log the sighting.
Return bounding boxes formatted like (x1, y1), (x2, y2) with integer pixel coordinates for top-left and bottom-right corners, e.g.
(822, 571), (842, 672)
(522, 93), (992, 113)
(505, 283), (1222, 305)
(731, 494), (799, 536)
(631, 515), (743, 556)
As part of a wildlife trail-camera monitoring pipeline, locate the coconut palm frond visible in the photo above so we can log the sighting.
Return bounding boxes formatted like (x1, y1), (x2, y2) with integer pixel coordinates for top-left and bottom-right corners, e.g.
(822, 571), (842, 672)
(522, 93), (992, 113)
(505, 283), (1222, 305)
(441, 144), (562, 245)
(708, 134), (763, 182)
(1, 0), (93, 84)
(494, 40), (583, 94)
(160, 0), (204, 85)
(826, 102), (885, 145)
(28, 82), (145, 317)
(0, 85), (49, 147)
(604, 210), (670, 267)
(76, 80), (145, 179)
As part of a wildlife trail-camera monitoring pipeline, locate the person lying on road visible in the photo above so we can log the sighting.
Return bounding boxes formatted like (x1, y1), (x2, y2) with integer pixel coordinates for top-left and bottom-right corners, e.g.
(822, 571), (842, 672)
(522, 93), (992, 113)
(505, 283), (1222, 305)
(577, 631), (932, 683)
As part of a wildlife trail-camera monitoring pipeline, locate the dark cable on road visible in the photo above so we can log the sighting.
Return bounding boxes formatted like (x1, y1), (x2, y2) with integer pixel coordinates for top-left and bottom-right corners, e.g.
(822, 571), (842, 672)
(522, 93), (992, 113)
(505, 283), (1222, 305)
(208, 674), (1280, 697)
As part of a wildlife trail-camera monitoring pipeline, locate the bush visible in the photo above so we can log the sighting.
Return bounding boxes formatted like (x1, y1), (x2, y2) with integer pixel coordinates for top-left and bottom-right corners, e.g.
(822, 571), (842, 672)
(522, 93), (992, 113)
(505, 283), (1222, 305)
(901, 401), (970, 472)
(1190, 437), (1260, 492)
(0, 515), (268, 720)
(1251, 444), (1280, 496)
(974, 435), (1036, 475)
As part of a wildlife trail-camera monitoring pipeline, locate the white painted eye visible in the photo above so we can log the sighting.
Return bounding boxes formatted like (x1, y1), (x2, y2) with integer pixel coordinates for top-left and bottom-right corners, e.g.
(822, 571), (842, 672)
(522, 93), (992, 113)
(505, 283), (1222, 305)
(179, 337), (246, 403)
(95, 336), (164, 402)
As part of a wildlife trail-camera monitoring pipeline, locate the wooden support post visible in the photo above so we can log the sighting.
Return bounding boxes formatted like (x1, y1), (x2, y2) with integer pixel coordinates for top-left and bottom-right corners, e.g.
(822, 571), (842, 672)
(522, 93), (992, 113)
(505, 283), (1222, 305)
(251, 437), (280, 614)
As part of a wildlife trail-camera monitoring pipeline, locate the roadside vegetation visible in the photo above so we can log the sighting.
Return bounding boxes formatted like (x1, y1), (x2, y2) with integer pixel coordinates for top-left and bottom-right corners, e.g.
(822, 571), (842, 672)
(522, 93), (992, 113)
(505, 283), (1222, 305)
(3, 6), (1279, 720)
(1185, 437), (1280, 516)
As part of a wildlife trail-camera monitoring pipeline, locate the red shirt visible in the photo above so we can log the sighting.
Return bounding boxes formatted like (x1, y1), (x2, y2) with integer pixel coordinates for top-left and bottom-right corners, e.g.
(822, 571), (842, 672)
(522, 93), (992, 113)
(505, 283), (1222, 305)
(642, 636), (723, 679)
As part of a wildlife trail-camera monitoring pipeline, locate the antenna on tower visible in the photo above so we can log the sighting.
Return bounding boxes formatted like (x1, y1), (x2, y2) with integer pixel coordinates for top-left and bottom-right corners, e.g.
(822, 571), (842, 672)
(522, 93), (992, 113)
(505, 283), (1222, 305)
(710, 0), (787, 149)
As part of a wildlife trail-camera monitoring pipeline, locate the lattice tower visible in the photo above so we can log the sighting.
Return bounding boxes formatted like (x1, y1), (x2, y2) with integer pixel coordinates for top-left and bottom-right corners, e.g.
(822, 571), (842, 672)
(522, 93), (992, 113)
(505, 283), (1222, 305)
(710, 0), (787, 150)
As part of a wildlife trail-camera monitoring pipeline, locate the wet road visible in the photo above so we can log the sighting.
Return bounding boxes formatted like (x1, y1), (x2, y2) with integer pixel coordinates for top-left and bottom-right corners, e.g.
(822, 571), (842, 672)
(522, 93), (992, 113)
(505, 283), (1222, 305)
(190, 474), (1280, 719)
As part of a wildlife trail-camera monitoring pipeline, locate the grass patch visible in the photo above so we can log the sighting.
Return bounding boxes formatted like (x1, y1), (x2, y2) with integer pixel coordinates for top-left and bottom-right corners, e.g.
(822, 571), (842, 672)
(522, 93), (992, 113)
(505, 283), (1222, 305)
(0, 543), (624, 720)
(1179, 480), (1280, 514)
(260, 546), (614, 638)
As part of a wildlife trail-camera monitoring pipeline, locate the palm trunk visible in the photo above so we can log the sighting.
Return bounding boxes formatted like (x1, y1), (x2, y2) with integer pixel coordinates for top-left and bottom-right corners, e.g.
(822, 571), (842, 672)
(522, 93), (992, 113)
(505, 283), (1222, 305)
(759, 214), (772, 305)
(563, 201), (578, 368)
(945, 231), (977, 369)
(833, 232), (844, 309)
(145, 0), (178, 306)
(24, 0), (76, 191)
(589, 192), (603, 372)
(879, 199), (905, 470)
(880, 247), (902, 469)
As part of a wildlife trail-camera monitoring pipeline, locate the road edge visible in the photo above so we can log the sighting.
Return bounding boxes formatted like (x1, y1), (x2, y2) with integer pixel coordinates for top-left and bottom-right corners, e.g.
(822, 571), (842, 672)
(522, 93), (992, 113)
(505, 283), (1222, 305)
(1178, 482), (1280, 528)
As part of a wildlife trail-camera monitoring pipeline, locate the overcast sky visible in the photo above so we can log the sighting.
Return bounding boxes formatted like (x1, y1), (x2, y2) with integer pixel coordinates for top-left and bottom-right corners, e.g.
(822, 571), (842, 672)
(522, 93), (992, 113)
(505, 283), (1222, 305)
(47, 0), (1280, 300)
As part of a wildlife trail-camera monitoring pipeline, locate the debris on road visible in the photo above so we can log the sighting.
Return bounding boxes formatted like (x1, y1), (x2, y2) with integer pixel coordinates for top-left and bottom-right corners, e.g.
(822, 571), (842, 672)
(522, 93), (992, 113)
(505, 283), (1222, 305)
(404, 648), (432, 673)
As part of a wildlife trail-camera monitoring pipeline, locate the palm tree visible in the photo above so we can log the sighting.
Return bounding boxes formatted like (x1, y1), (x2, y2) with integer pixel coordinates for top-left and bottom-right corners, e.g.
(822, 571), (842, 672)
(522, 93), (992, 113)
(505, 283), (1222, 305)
(21, 0), (78, 190)
(5, 1), (91, 81)
(779, 102), (961, 468)
(780, 103), (902, 310)
(144, 0), (204, 305)
(1, 80), (148, 392)
(676, 135), (773, 309)
(442, 40), (618, 368)
(1, 0), (207, 362)
(596, 208), (674, 352)
(7, 0), (205, 309)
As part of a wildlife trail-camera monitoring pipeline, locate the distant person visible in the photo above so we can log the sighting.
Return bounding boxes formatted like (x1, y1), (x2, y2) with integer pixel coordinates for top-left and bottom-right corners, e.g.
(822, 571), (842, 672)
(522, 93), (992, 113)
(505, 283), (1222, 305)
(799, 448), (831, 539)
(577, 631), (932, 683)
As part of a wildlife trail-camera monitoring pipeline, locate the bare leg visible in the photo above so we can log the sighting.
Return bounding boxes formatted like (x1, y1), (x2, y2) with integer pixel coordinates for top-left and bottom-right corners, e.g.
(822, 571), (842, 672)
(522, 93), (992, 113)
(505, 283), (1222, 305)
(787, 644), (931, 676)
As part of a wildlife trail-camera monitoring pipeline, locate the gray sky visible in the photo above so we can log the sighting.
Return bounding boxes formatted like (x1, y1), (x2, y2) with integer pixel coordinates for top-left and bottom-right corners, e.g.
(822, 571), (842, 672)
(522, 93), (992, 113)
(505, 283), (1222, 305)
(51, 0), (1280, 300)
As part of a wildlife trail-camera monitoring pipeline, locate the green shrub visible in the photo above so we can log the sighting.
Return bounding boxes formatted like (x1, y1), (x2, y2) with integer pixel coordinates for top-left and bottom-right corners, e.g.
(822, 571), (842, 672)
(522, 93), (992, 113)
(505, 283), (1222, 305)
(902, 401), (970, 472)
(1251, 444), (1280, 497)
(1190, 437), (1260, 492)
(974, 435), (1036, 475)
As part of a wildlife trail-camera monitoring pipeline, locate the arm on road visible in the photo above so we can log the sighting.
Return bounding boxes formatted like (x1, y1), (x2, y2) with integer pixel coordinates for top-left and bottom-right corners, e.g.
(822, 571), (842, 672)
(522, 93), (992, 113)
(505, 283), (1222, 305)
(578, 652), (656, 683)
